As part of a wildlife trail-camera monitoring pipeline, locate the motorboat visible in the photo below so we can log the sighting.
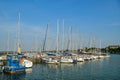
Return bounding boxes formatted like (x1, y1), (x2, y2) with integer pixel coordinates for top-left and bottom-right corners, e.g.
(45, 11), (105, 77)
(3, 54), (26, 74)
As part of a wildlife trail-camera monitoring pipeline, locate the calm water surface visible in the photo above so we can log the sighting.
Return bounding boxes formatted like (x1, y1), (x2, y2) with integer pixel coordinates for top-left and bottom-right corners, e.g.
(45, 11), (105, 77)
(0, 54), (120, 80)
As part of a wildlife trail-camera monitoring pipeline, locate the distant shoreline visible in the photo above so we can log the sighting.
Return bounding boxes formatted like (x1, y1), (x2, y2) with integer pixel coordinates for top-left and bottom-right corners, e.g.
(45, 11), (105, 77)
(0, 51), (120, 56)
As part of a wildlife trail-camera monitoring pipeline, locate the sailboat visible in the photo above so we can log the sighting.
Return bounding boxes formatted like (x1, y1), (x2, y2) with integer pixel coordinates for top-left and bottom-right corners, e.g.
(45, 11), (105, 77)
(3, 13), (26, 74)
(60, 26), (74, 63)
(98, 40), (110, 58)
(3, 14), (32, 74)
(16, 14), (33, 68)
(41, 23), (59, 64)
(17, 40), (33, 68)
(18, 43), (33, 68)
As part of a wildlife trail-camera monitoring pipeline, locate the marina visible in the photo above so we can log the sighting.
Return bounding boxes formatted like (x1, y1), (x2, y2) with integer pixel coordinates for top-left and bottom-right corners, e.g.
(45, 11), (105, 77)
(0, 50), (110, 74)
(0, 0), (120, 80)
(0, 54), (120, 80)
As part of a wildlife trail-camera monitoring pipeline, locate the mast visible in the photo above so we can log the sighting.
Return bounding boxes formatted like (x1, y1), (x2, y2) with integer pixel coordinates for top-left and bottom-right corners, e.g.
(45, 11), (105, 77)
(69, 26), (72, 51)
(76, 33), (78, 52)
(17, 13), (21, 54)
(56, 19), (59, 53)
(62, 19), (64, 52)
(7, 31), (9, 54)
(43, 23), (48, 52)
(89, 36), (93, 53)
(100, 40), (101, 54)
(67, 29), (70, 51)
(76, 28), (78, 52)
(90, 36), (92, 48)
(79, 33), (81, 51)
(35, 35), (38, 53)
(67, 26), (71, 51)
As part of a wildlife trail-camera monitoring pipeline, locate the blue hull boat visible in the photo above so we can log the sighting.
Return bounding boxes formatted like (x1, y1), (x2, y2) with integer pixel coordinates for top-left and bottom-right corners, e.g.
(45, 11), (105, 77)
(3, 54), (26, 74)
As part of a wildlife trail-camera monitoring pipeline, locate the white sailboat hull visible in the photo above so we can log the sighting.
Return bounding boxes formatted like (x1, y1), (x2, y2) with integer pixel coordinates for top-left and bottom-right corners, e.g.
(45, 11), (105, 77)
(24, 59), (33, 68)
(60, 57), (73, 63)
(77, 57), (84, 62)
(42, 57), (59, 64)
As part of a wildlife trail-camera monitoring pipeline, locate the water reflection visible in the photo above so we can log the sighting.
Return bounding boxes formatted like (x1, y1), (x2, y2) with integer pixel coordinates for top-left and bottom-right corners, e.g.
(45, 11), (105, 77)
(1, 55), (120, 80)
(0, 73), (26, 80)
(46, 64), (59, 69)
(25, 68), (32, 73)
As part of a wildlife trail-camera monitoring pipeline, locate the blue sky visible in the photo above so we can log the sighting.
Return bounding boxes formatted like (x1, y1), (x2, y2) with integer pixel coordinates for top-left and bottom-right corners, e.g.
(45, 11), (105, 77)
(0, 0), (120, 51)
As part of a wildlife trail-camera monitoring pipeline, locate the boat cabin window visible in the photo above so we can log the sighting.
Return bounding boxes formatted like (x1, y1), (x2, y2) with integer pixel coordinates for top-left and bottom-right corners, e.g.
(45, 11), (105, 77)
(12, 56), (18, 60)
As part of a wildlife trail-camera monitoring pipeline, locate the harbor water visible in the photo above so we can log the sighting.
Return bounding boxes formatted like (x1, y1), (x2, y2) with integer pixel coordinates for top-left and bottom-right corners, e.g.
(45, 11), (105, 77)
(0, 54), (120, 80)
